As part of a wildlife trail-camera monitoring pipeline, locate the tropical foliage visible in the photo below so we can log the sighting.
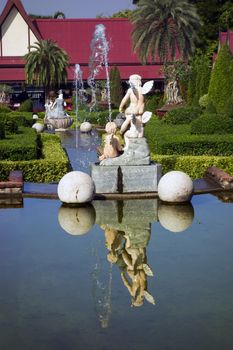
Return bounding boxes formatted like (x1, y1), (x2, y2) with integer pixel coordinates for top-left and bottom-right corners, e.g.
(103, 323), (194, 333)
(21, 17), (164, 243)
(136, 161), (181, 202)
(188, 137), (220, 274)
(130, 0), (201, 63)
(24, 40), (69, 96)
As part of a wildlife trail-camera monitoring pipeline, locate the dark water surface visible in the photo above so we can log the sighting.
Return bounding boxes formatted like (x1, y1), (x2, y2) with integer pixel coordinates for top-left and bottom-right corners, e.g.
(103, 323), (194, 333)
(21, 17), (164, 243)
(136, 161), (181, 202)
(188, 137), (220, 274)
(0, 193), (232, 350)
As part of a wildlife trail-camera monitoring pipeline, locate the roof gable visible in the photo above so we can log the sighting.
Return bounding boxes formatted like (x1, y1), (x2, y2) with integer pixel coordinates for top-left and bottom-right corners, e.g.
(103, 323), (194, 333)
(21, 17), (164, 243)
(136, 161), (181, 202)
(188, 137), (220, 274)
(0, 0), (41, 40)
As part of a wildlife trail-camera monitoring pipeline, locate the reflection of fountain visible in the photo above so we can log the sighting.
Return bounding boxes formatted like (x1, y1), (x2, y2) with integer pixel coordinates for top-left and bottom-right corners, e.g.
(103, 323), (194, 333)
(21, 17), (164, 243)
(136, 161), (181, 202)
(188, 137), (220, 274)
(88, 24), (112, 121)
(91, 242), (113, 329)
(158, 202), (194, 233)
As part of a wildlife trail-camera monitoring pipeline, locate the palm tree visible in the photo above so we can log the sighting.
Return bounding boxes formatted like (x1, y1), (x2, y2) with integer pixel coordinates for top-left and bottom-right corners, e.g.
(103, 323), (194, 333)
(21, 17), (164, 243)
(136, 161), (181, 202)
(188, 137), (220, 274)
(24, 39), (69, 97)
(130, 0), (201, 64)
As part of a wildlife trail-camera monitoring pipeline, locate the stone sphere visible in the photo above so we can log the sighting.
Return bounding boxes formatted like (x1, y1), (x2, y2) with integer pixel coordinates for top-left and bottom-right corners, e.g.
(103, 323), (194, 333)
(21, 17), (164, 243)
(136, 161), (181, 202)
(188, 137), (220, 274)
(58, 204), (96, 235)
(32, 123), (44, 133)
(158, 202), (194, 233)
(80, 121), (92, 133)
(32, 114), (39, 120)
(58, 171), (95, 203)
(158, 171), (193, 203)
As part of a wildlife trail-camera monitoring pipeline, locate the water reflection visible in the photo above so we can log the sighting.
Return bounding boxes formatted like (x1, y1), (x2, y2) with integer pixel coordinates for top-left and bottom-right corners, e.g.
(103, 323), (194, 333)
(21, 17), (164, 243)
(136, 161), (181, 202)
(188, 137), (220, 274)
(58, 204), (96, 235)
(158, 202), (194, 233)
(57, 198), (195, 323)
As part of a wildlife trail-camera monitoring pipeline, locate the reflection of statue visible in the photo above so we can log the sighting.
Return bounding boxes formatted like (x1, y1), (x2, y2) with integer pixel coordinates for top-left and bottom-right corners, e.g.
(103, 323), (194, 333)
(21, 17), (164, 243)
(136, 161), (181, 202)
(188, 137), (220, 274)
(96, 199), (158, 307)
(120, 234), (155, 307)
(119, 75), (153, 150)
(99, 122), (122, 161)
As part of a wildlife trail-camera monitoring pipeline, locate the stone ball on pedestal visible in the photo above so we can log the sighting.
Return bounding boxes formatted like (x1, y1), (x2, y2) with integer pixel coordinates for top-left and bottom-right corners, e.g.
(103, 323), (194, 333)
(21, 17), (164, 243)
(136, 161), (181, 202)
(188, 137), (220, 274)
(58, 204), (96, 235)
(32, 123), (44, 133)
(58, 171), (95, 204)
(158, 202), (194, 233)
(80, 121), (92, 133)
(158, 170), (193, 203)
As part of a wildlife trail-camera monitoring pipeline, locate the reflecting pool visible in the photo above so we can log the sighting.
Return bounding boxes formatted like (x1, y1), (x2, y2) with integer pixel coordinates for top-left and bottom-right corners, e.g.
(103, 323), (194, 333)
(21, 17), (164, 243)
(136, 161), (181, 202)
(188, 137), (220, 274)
(0, 193), (232, 349)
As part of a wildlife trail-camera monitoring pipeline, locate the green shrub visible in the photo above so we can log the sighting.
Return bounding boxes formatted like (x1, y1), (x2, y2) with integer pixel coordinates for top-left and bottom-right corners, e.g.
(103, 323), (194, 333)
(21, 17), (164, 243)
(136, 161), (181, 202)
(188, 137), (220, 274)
(154, 134), (233, 156)
(0, 127), (38, 160)
(163, 106), (201, 125)
(6, 111), (33, 126)
(75, 109), (119, 126)
(208, 44), (233, 113)
(0, 121), (5, 139)
(110, 66), (123, 108)
(151, 154), (233, 179)
(0, 114), (18, 133)
(0, 133), (69, 182)
(0, 105), (11, 113)
(145, 94), (163, 113)
(18, 98), (33, 112)
(199, 94), (209, 109)
(191, 113), (233, 134)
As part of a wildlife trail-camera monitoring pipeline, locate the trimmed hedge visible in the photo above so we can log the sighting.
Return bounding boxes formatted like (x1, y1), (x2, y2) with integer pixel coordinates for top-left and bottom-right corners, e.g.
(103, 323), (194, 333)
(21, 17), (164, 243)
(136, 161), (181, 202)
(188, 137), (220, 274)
(0, 127), (39, 161)
(0, 114), (18, 133)
(0, 133), (70, 182)
(163, 106), (201, 125)
(154, 134), (233, 156)
(151, 154), (233, 179)
(6, 111), (34, 126)
(191, 113), (233, 134)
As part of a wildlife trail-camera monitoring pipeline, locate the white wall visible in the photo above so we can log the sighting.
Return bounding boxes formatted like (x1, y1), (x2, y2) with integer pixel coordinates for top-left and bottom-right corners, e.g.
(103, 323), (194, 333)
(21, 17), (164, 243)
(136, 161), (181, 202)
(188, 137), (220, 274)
(1, 6), (38, 56)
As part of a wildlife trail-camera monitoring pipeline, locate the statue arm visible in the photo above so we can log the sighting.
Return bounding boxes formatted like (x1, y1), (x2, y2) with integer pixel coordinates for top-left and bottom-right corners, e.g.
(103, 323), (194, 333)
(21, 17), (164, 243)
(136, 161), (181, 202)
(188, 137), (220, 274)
(119, 89), (130, 112)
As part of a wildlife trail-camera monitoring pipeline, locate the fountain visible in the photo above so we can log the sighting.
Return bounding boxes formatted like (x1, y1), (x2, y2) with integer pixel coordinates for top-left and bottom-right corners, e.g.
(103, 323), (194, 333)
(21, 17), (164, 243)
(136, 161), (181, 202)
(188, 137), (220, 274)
(91, 74), (162, 194)
(45, 90), (73, 131)
(88, 24), (112, 121)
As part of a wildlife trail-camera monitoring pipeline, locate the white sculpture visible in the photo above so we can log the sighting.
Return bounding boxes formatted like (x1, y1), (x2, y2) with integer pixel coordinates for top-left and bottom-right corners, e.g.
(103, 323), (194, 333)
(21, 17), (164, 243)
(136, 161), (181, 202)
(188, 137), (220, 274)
(119, 75), (153, 150)
(45, 90), (73, 131)
(165, 80), (182, 105)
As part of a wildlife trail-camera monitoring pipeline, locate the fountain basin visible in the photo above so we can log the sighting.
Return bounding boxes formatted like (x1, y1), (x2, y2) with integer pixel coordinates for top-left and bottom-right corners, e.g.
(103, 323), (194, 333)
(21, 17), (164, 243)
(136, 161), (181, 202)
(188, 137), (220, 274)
(47, 117), (73, 131)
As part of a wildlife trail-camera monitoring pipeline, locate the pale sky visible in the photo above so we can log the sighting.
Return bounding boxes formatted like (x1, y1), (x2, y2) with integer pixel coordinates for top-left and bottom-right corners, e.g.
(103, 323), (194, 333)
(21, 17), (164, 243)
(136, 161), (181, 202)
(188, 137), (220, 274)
(0, 0), (136, 18)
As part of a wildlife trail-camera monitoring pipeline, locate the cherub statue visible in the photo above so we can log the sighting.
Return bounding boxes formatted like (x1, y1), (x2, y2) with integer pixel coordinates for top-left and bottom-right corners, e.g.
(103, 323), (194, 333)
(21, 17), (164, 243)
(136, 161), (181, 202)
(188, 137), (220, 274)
(119, 74), (153, 150)
(99, 122), (122, 161)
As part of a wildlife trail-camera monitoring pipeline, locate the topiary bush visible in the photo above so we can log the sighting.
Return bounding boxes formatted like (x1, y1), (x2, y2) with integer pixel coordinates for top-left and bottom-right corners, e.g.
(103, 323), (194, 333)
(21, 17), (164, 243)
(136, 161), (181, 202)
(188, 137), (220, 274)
(199, 94), (209, 109)
(191, 113), (233, 134)
(163, 106), (201, 125)
(0, 133), (70, 182)
(145, 94), (163, 113)
(18, 98), (33, 112)
(208, 44), (233, 113)
(0, 127), (39, 161)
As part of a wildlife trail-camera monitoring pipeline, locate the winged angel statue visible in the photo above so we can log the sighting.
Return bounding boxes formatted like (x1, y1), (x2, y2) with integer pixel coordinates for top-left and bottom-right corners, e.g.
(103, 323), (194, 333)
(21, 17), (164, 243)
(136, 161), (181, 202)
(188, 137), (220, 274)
(119, 75), (153, 150)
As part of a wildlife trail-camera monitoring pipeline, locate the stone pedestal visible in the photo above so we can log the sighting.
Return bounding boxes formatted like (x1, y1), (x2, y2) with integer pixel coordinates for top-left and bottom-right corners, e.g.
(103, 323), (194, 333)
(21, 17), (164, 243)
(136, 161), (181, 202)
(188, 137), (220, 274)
(91, 163), (162, 194)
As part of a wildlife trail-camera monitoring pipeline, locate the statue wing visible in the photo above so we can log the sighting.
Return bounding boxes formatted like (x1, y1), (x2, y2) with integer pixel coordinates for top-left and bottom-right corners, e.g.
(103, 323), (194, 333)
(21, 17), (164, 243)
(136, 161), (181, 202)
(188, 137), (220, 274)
(142, 111), (152, 124)
(142, 80), (154, 95)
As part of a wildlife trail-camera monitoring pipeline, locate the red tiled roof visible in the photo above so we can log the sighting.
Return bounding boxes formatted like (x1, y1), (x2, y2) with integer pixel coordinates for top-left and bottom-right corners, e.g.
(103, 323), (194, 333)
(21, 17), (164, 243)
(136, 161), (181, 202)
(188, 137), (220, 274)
(219, 31), (233, 54)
